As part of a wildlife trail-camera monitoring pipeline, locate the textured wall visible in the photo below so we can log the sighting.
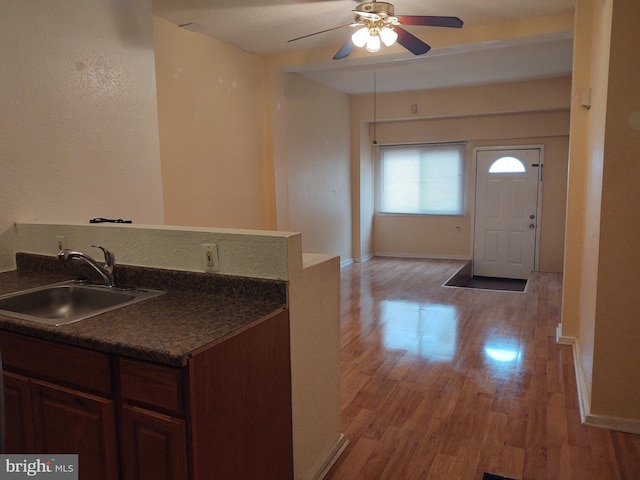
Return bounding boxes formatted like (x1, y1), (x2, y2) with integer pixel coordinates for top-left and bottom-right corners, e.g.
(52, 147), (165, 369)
(0, 0), (165, 249)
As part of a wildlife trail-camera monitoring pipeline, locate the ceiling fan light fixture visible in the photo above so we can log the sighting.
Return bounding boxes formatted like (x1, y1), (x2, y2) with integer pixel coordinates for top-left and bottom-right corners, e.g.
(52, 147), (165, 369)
(365, 34), (381, 53)
(379, 26), (398, 46)
(351, 27), (370, 47)
(289, 1), (463, 60)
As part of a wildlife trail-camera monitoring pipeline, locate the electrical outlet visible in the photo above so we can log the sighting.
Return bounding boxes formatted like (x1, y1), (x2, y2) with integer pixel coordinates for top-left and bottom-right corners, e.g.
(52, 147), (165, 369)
(201, 244), (220, 272)
(56, 235), (66, 251)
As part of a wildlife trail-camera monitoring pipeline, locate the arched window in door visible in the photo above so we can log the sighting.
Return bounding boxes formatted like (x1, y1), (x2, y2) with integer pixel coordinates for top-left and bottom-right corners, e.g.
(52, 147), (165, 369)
(488, 156), (526, 173)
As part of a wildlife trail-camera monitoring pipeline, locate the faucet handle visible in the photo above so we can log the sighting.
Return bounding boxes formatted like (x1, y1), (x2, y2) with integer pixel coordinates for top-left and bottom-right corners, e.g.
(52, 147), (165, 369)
(58, 249), (73, 261)
(92, 245), (116, 268)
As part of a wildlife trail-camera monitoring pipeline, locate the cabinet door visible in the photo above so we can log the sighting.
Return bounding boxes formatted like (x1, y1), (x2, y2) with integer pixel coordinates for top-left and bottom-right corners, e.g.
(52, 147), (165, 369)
(3, 372), (35, 453)
(30, 379), (119, 480)
(120, 404), (188, 480)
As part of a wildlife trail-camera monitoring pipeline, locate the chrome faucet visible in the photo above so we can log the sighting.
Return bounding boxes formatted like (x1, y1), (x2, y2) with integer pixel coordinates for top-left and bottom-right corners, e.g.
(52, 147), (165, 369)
(58, 245), (117, 288)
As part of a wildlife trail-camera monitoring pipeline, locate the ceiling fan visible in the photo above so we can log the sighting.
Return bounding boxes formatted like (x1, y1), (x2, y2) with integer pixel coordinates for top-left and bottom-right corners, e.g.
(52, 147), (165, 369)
(288, 1), (463, 60)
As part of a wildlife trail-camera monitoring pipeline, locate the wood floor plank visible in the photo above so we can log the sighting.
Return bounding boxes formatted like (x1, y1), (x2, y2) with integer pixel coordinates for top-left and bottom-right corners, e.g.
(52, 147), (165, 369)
(612, 432), (640, 480)
(523, 400), (548, 471)
(357, 426), (404, 480)
(325, 258), (640, 480)
(329, 437), (378, 480)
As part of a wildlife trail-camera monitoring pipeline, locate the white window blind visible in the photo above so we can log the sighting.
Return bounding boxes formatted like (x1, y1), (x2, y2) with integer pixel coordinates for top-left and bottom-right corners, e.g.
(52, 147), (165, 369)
(378, 143), (465, 215)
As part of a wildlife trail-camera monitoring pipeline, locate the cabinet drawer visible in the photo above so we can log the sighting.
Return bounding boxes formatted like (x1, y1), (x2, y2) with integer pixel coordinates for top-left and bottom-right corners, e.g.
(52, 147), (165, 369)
(0, 330), (111, 396)
(118, 357), (184, 416)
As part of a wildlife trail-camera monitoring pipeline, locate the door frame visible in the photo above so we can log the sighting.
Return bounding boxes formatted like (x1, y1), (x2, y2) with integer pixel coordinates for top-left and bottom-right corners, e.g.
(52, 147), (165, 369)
(470, 145), (545, 276)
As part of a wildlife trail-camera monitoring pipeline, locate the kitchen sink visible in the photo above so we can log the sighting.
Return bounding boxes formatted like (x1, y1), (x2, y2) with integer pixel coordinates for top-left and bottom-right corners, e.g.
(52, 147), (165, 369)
(0, 281), (164, 326)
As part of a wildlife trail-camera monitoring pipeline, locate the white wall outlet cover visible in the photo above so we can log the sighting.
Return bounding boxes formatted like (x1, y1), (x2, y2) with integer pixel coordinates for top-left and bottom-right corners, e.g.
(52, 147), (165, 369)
(201, 243), (220, 272)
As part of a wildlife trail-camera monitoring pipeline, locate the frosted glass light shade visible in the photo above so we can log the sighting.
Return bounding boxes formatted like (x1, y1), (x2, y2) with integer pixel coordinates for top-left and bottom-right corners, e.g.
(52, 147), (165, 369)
(365, 34), (381, 52)
(379, 27), (398, 46)
(351, 27), (369, 47)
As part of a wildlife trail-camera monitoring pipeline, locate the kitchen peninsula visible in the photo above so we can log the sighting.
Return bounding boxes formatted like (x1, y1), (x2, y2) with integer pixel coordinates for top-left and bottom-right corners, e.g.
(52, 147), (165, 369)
(0, 223), (343, 480)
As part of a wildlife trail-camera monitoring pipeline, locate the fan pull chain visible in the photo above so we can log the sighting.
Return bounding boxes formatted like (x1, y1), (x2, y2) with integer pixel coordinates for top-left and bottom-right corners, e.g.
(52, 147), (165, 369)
(372, 53), (378, 145)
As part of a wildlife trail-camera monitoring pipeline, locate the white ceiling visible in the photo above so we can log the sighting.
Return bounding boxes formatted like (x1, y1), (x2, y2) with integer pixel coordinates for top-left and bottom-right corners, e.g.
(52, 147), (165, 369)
(152, 0), (576, 94)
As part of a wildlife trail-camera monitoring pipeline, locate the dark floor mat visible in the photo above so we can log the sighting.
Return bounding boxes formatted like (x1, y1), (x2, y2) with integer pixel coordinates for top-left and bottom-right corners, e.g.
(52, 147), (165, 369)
(444, 271), (528, 292)
(483, 473), (517, 480)
(464, 276), (527, 292)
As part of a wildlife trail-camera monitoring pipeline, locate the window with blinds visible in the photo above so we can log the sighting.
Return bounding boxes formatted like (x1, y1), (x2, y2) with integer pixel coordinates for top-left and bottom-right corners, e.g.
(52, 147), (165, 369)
(378, 143), (465, 215)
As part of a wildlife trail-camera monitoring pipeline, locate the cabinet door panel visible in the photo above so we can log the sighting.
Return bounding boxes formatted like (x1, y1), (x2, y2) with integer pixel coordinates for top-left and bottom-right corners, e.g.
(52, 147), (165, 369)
(120, 404), (188, 480)
(30, 380), (118, 480)
(3, 372), (35, 453)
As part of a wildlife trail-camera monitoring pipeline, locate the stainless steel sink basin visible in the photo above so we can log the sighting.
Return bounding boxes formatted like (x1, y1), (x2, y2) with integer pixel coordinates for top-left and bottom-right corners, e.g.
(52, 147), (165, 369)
(0, 281), (164, 326)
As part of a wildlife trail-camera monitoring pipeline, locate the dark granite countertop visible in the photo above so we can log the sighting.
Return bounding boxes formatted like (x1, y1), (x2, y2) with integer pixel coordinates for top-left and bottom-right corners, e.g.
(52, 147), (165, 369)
(0, 254), (288, 366)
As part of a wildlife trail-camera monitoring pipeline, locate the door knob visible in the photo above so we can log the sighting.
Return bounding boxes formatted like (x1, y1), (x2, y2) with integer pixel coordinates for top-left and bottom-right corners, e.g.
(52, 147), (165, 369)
(529, 223), (536, 229)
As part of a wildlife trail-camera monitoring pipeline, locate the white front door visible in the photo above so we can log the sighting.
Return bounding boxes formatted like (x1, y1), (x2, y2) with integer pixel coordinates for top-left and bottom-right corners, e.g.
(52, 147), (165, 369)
(473, 148), (541, 279)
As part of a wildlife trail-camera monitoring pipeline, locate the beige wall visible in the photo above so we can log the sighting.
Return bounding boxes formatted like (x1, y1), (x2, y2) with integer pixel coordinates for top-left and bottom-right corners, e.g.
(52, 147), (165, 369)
(270, 73), (352, 262)
(153, 17), (275, 230)
(355, 122), (376, 262)
(0, 0), (165, 270)
(351, 78), (571, 272)
(154, 19), (354, 262)
(561, 0), (594, 365)
(289, 254), (343, 480)
(590, 0), (640, 423)
(561, 0), (640, 431)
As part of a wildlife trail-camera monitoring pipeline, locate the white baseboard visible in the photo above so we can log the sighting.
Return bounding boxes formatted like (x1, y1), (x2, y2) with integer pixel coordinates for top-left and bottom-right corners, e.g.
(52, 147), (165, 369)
(354, 254), (374, 263)
(340, 258), (354, 268)
(308, 434), (349, 480)
(569, 335), (591, 427)
(556, 327), (640, 435)
(584, 412), (640, 435)
(374, 252), (470, 261)
(555, 323), (575, 345)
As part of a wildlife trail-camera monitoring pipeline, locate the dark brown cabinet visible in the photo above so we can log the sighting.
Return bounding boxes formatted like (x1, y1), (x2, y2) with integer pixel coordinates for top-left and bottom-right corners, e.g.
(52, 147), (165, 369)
(0, 308), (293, 480)
(1, 335), (118, 480)
(120, 404), (188, 480)
(3, 371), (34, 454)
(118, 356), (188, 480)
(30, 380), (119, 480)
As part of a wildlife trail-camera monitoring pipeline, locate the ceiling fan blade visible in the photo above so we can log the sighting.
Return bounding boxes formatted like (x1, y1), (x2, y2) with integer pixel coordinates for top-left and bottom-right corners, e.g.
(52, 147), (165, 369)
(395, 27), (431, 56)
(288, 24), (352, 43)
(333, 38), (355, 60)
(397, 15), (464, 28)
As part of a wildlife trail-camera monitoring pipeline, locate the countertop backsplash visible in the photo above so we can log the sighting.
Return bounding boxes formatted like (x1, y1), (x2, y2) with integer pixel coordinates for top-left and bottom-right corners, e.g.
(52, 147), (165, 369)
(15, 252), (287, 303)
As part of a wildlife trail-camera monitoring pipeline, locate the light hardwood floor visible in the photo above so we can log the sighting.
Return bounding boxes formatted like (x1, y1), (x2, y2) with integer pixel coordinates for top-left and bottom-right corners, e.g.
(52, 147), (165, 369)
(325, 258), (640, 480)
